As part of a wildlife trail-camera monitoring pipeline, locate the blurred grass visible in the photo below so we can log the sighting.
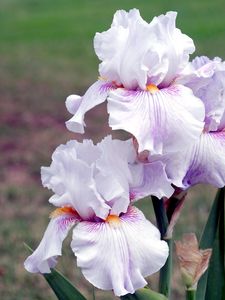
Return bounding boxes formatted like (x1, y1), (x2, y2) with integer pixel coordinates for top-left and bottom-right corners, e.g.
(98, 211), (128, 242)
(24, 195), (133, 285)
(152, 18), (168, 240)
(0, 0), (224, 299)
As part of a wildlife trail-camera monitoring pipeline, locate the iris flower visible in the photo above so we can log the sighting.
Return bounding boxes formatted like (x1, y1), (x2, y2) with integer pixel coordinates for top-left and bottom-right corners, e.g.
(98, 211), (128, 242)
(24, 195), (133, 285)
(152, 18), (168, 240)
(66, 9), (205, 154)
(24, 136), (170, 296)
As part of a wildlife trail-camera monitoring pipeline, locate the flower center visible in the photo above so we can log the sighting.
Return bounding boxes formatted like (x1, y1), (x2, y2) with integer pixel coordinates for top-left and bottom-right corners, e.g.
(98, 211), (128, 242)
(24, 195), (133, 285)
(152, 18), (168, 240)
(50, 206), (78, 218)
(146, 83), (159, 94)
(105, 214), (121, 226)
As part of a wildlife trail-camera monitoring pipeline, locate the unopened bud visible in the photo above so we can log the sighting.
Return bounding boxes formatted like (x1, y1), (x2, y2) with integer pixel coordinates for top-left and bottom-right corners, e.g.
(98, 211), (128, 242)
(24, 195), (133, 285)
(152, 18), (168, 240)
(175, 233), (212, 289)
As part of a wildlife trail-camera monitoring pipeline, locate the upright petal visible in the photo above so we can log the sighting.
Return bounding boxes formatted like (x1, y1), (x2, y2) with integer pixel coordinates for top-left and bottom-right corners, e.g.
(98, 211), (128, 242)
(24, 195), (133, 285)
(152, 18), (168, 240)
(71, 206), (168, 296)
(41, 140), (110, 220)
(66, 80), (114, 133)
(24, 208), (80, 273)
(95, 136), (135, 215)
(94, 10), (194, 90)
(108, 84), (205, 154)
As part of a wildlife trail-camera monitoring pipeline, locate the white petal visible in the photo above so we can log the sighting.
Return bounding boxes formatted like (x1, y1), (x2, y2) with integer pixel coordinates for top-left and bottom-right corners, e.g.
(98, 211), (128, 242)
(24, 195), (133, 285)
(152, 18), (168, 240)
(66, 80), (114, 133)
(24, 212), (79, 273)
(94, 10), (194, 90)
(177, 56), (225, 131)
(71, 206), (168, 296)
(164, 132), (225, 188)
(65, 95), (82, 114)
(108, 84), (205, 154)
(41, 140), (110, 220)
(130, 161), (174, 200)
(95, 137), (136, 215)
(146, 11), (195, 87)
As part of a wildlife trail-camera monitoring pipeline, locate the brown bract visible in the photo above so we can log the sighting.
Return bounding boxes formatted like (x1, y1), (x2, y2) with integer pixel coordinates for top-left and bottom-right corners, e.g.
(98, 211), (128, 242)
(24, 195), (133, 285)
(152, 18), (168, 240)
(175, 233), (212, 289)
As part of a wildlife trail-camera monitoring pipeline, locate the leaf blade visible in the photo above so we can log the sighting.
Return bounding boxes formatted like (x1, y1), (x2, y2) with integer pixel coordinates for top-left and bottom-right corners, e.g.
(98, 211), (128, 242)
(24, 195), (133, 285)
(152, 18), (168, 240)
(196, 188), (224, 300)
(24, 243), (87, 300)
(121, 288), (168, 300)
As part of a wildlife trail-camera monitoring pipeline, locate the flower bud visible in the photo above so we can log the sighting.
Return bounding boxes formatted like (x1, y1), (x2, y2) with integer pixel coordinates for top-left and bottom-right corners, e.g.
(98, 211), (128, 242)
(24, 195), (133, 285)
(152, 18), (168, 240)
(175, 233), (212, 289)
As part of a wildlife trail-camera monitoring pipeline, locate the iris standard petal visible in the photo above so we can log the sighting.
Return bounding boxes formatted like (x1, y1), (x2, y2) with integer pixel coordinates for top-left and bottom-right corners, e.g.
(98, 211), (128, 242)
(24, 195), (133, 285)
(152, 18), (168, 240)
(41, 140), (110, 220)
(66, 80), (114, 133)
(164, 131), (225, 188)
(94, 9), (194, 90)
(95, 136), (135, 215)
(108, 84), (205, 154)
(71, 206), (168, 296)
(24, 209), (80, 273)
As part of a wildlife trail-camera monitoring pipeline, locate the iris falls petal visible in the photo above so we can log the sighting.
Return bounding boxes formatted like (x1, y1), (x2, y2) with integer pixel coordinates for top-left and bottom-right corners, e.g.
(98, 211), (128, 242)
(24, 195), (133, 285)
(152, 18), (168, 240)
(108, 85), (205, 154)
(164, 132), (225, 188)
(71, 206), (168, 296)
(24, 208), (80, 273)
(66, 80), (114, 133)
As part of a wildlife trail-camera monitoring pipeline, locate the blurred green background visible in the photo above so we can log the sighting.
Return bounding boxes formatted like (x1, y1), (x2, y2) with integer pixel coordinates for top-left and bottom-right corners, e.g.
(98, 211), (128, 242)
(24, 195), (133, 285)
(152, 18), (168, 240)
(0, 0), (222, 299)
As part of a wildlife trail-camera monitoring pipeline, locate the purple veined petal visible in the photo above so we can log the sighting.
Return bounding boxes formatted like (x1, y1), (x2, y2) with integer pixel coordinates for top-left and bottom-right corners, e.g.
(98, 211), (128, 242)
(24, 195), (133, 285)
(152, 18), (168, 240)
(107, 84), (205, 154)
(164, 131), (225, 188)
(41, 141), (110, 220)
(130, 161), (174, 201)
(66, 80), (115, 133)
(24, 208), (81, 273)
(71, 206), (168, 297)
(182, 131), (225, 187)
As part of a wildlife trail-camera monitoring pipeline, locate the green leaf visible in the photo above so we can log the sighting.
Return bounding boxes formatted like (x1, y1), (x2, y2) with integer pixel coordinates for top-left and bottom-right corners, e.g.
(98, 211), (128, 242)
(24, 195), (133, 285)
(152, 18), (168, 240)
(24, 243), (87, 300)
(205, 188), (225, 300)
(121, 288), (167, 300)
(196, 188), (224, 300)
(44, 269), (87, 300)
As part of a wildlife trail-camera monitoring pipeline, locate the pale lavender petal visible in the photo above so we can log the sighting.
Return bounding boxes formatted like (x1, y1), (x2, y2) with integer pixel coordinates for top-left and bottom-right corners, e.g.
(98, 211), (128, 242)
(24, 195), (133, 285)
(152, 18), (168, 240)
(108, 84), (205, 154)
(24, 212), (80, 273)
(177, 56), (225, 131)
(41, 140), (110, 220)
(95, 136), (136, 215)
(94, 10), (194, 90)
(130, 161), (174, 201)
(65, 95), (82, 114)
(71, 206), (168, 296)
(164, 131), (225, 188)
(66, 80), (114, 133)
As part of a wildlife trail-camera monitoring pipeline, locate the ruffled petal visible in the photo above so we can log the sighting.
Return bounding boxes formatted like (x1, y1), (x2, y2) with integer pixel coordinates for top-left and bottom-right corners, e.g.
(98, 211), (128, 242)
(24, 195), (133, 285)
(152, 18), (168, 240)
(24, 210), (80, 273)
(41, 140), (110, 220)
(177, 56), (225, 131)
(130, 161), (174, 201)
(66, 80), (114, 133)
(164, 131), (225, 188)
(108, 84), (205, 154)
(71, 206), (168, 296)
(95, 136), (136, 215)
(146, 11), (195, 88)
(94, 10), (194, 90)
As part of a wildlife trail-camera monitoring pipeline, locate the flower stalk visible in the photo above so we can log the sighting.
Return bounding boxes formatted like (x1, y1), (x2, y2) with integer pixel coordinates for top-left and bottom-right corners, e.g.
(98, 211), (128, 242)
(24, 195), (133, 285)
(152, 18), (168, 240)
(152, 196), (172, 298)
(186, 288), (196, 300)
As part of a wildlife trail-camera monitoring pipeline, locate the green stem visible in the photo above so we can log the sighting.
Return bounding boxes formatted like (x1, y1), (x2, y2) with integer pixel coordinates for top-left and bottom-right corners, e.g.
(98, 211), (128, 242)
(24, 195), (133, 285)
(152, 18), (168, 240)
(159, 239), (172, 298)
(186, 289), (196, 300)
(152, 196), (168, 238)
(92, 286), (96, 300)
(152, 196), (172, 298)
